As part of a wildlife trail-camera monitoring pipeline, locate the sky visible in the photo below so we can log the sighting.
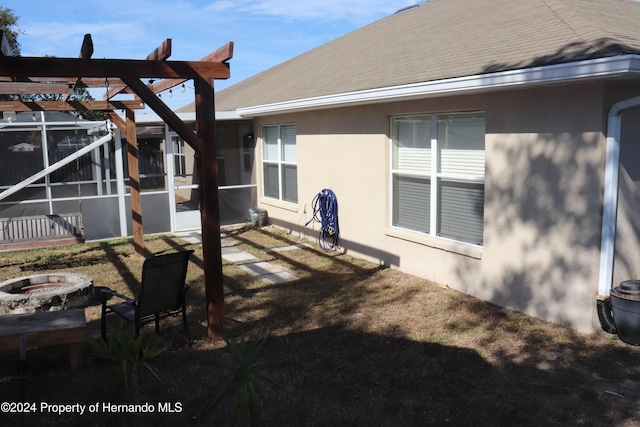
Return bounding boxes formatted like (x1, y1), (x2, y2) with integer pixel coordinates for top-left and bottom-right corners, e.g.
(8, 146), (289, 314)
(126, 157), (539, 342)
(2, 0), (414, 112)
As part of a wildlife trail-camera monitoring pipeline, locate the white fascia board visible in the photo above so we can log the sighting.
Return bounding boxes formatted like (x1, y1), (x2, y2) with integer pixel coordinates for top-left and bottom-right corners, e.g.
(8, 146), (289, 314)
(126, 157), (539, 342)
(215, 111), (244, 120)
(135, 110), (243, 124)
(235, 55), (640, 117)
(135, 112), (195, 124)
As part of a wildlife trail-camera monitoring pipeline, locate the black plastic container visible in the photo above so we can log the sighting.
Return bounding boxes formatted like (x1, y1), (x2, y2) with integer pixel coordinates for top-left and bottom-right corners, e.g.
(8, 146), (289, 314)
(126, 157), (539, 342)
(610, 280), (640, 346)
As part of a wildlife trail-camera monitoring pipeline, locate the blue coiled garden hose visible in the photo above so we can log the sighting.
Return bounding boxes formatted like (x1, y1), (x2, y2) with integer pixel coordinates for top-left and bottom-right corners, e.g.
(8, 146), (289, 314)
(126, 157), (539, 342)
(305, 189), (339, 250)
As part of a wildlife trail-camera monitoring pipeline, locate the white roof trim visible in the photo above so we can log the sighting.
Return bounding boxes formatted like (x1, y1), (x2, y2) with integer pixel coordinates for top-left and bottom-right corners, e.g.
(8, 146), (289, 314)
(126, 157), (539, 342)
(135, 110), (243, 124)
(135, 111), (193, 124)
(234, 55), (640, 117)
(215, 111), (244, 120)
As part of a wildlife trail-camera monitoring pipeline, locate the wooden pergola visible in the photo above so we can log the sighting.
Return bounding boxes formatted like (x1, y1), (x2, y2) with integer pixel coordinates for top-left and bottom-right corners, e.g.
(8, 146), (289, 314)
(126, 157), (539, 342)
(0, 33), (233, 339)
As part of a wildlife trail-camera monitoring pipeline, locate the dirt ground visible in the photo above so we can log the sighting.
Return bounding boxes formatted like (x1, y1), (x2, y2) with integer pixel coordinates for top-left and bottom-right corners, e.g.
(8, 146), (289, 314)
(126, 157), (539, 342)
(0, 226), (639, 426)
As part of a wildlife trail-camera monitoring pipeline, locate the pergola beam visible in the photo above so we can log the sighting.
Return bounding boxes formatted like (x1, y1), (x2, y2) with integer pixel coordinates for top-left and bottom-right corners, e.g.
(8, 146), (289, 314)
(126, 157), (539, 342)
(146, 42), (234, 95)
(105, 39), (173, 100)
(120, 74), (205, 153)
(145, 38), (172, 61)
(0, 76), (125, 87)
(107, 111), (126, 131)
(0, 82), (73, 95)
(105, 42), (234, 98)
(0, 100), (144, 111)
(0, 56), (230, 80)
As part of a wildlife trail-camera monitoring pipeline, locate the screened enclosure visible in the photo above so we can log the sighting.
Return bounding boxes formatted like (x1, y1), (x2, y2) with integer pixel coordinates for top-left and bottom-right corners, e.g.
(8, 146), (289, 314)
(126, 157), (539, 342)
(0, 111), (256, 244)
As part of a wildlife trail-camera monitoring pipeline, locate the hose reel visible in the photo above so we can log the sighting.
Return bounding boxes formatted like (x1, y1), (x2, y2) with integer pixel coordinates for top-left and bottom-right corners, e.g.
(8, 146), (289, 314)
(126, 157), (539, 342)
(305, 189), (340, 250)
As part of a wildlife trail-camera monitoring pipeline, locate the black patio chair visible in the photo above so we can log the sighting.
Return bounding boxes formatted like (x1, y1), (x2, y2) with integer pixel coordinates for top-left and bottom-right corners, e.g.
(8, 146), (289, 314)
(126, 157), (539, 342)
(100, 250), (195, 343)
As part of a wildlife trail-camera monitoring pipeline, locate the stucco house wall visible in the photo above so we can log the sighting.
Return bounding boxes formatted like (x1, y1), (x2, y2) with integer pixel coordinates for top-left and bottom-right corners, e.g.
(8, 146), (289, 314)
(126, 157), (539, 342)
(614, 107), (640, 288)
(252, 81), (623, 332)
(169, 0), (640, 334)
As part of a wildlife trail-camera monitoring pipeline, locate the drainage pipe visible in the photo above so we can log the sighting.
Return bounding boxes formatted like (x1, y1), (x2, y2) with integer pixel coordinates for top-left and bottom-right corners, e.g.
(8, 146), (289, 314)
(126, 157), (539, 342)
(597, 95), (640, 332)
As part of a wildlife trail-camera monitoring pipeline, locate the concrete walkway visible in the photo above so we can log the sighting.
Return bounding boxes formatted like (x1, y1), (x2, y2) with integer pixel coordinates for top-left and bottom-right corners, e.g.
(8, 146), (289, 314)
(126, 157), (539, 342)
(173, 230), (309, 284)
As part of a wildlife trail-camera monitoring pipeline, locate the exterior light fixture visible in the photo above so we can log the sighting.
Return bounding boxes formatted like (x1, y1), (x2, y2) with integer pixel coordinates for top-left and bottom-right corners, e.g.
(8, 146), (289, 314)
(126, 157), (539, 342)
(3, 111), (16, 123)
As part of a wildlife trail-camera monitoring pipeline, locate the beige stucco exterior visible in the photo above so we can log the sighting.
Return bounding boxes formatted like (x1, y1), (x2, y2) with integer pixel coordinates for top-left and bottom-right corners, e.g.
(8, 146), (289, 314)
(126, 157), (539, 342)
(246, 81), (640, 333)
(613, 107), (640, 289)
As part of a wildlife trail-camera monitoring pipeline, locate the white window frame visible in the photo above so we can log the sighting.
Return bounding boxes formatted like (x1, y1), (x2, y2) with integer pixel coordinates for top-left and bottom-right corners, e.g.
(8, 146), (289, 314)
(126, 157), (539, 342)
(261, 124), (297, 203)
(390, 112), (485, 246)
(172, 135), (186, 177)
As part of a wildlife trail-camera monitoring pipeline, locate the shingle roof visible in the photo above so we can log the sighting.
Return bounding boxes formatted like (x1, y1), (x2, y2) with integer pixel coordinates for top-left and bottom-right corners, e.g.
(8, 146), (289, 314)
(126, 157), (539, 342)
(180, 0), (640, 113)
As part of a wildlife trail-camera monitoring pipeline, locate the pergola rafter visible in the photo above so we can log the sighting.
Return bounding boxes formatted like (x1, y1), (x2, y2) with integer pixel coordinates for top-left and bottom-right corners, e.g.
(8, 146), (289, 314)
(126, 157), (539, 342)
(0, 33), (231, 340)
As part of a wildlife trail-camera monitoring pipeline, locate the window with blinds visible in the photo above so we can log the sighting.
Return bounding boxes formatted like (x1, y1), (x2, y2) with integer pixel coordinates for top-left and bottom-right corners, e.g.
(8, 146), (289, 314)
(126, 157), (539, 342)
(391, 112), (485, 245)
(262, 124), (298, 203)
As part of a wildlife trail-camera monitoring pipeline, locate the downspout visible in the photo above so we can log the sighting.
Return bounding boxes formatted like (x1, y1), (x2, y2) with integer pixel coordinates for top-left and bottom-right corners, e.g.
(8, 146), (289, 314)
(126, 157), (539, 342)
(597, 95), (640, 333)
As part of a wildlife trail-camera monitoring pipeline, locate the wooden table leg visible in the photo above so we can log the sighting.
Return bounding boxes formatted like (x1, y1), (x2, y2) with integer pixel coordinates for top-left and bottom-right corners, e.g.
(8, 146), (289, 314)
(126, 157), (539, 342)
(0, 309), (87, 372)
(69, 343), (82, 371)
(19, 333), (27, 375)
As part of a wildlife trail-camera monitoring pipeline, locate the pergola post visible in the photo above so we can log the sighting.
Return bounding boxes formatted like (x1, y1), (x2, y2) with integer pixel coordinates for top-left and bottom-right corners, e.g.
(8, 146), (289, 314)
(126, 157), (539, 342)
(125, 108), (145, 256)
(195, 75), (225, 339)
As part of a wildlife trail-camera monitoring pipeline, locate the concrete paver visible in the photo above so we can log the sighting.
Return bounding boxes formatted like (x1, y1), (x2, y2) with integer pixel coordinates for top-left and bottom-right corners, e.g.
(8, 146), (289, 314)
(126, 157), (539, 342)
(174, 230), (299, 283)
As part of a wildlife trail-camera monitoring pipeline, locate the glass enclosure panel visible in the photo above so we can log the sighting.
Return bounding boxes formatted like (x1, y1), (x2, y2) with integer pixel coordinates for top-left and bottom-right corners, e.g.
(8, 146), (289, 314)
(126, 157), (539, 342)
(65, 196), (121, 240)
(50, 182), (97, 199)
(0, 202), (49, 218)
(139, 149), (166, 191)
(0, 130), (45, 186)
(173, 136), (186, 176)
(219, 186), (257, 225)
(46, 129), (111, 197)
(0, 185), (47, 202)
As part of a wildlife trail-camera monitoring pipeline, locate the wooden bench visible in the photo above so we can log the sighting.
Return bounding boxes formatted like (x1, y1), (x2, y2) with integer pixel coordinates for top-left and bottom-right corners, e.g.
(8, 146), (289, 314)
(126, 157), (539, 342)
(0, 309), (87, 371)
(0, 213), (85, 250)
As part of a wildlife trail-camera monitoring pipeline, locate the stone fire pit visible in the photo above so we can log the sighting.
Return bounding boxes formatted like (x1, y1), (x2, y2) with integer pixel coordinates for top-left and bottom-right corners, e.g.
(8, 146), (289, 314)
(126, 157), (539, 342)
(0, 273), (93, 315)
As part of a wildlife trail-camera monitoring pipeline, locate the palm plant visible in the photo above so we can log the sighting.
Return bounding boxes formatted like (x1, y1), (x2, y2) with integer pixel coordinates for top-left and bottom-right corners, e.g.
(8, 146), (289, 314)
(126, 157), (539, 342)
(201, 329), (287, 426)
(87, 330), (163, 396)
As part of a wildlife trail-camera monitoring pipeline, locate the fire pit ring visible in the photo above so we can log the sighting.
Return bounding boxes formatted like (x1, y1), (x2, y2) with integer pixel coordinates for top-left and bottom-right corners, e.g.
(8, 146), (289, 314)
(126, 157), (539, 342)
(0, 273), (93, 315)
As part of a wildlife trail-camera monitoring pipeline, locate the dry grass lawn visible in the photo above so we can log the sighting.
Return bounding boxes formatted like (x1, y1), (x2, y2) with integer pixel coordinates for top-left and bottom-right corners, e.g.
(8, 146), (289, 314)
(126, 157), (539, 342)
(0, 225), (639, 426)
